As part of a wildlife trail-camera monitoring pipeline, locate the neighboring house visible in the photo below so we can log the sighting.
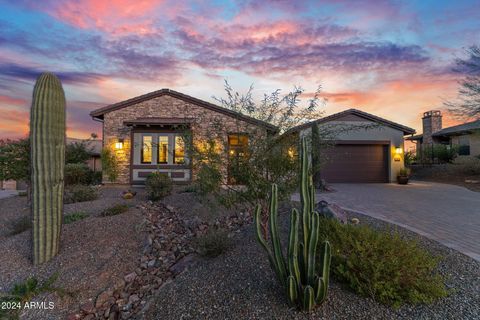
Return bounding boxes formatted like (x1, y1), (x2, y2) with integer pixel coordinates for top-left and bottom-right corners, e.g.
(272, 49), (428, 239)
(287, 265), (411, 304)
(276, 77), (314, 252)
(406, 110), (480, 157)
(1, 138), (102, 191)
(89, 89), (277, 185)
(289, 109), (415, 183)
(66, 137), (103, 172)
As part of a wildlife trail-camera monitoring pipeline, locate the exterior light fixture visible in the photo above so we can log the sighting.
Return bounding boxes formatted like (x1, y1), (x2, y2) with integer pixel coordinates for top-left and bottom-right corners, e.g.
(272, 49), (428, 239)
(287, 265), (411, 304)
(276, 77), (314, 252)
(395, 147), (403, 154)
(115, 139), (124, 150)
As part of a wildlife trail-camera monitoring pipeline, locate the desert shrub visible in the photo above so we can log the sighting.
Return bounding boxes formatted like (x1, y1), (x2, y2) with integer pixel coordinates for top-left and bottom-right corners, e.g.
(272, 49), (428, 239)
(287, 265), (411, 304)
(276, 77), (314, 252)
(195, 228), (232, 258)
(145, 172), (172, 201)
(317, 218), (447, 308)
(404, 151), (416, 166)
(85, 170), (102, 185)
(194, 164), (222, 196)
(9, 216), (31, 235)
(0, 273), (65, 319)
(64, 212), (88, 224)
(453, 156), (480, 175)
(64, 163), (90, 185)
(180, 185), (197, 193)
(65, 141), (91, 164)
(101, 204), (129, 217)
(101, 148), (119, 183)
(64, 185), (98, 204)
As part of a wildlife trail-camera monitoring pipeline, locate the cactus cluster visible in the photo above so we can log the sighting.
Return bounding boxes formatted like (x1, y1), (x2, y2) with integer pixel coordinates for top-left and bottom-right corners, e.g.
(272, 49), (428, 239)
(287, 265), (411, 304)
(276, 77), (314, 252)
(30, 73), (66, 265)
(254, 137), (331, 311)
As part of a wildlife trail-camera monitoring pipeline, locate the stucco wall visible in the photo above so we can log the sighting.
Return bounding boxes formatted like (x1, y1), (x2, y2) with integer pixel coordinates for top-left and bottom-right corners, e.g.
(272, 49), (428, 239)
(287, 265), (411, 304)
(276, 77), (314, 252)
(451, 133), (480, 156)
(300, 120), (406, 182)
(102, 95), (266, 184)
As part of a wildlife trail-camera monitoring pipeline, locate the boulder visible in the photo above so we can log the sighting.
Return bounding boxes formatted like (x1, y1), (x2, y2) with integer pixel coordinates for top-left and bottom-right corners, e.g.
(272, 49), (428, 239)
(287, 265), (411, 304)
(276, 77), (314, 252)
(315, 200), (347, 224)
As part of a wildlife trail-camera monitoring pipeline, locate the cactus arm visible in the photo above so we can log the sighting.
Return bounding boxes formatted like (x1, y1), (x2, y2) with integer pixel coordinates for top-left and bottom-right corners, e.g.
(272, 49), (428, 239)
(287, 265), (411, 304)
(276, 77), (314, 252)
(316, 241), (331, 303)
(307, 212), (320, 284)
(300, 137), (310, 266)
(315, 276), (326, 303)
(303, 286), (315, 311)
(287, 208), (301, 288)
(287, 275), (298, 306)
(254, 204), (278, 278)
(269, 184), (287, 286)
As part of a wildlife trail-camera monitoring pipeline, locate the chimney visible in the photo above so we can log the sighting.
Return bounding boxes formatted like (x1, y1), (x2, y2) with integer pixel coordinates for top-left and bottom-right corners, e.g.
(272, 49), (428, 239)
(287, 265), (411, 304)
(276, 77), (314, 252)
(422, 110), (442, 145)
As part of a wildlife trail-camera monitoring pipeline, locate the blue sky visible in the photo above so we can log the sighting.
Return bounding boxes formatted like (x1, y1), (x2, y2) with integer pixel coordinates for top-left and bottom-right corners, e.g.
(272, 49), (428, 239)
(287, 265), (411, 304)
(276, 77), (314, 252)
(0, 0), (479, 138)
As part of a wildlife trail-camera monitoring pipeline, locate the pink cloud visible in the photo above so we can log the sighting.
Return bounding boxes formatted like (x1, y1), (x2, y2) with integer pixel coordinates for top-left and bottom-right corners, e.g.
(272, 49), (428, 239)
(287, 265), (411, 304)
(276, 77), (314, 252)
(45, 0), (167, 35)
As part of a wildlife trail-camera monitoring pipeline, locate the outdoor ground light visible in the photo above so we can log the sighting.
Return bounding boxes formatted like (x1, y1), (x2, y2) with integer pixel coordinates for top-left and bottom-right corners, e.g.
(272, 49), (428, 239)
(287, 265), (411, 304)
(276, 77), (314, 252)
(115, 139), (124, 149)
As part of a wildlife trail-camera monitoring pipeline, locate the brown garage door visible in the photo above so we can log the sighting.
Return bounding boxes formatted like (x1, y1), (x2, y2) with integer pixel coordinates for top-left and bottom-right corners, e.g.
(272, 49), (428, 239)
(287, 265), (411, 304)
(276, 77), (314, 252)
(321, 144), (389, 183)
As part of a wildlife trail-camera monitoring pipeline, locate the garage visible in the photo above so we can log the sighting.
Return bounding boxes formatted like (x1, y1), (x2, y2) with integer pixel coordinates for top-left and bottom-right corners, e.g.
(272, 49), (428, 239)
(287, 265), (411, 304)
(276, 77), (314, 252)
(321, 143), (389, 183)
(291, 109), (416, 183)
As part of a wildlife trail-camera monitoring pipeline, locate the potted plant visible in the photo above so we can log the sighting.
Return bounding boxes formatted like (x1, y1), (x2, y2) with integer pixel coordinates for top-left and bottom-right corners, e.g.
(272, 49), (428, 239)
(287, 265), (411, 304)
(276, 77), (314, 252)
(397, 167), (410, 185)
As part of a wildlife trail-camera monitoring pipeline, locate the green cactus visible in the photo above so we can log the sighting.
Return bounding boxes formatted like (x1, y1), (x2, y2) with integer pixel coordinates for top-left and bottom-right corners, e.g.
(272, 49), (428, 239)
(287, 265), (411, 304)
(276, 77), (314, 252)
(254, 136), (331, 311)
(30, 73), (66, 265)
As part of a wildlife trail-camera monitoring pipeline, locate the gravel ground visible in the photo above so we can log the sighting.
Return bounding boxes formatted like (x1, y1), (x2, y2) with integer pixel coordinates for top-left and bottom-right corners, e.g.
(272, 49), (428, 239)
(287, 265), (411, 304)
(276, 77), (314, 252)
(0, 186), (146, 319)
(0, 185), (146, 238)
(144, 204), (480, 320)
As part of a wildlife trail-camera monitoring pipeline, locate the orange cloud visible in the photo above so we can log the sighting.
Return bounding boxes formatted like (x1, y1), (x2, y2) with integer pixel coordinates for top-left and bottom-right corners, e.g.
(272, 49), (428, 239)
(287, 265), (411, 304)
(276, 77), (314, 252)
(0, 95), (27, 106)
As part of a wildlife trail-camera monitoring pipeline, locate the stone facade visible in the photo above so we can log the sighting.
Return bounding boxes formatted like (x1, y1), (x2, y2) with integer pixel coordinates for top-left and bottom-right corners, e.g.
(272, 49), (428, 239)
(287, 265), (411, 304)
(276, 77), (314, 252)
(421, 110), (442, 145)
(102, 94), (268, 184)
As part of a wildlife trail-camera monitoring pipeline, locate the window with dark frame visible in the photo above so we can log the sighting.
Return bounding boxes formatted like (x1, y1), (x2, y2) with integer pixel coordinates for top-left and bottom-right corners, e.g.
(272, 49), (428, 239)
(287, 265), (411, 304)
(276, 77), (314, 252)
(141, 135), (152, 164)
(157, 135), (168, 164)
(227, 133), (249, 184)
(174, 136), (185, 164)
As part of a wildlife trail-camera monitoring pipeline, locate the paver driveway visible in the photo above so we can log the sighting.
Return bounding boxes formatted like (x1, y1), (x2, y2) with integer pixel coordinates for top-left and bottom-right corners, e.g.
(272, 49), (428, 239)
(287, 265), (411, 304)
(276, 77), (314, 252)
(292, 181), (480, 261)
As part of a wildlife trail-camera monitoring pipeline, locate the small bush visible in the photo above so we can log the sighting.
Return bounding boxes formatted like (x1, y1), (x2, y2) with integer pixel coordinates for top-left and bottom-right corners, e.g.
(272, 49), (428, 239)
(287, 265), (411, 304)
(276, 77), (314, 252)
(64, 185), (98, 204)
(194, 164), (222, 197)
(85, 170), (102, 185)
(64, 163), (90, 185)
(64, 212), (88, 224)
(317, 218), (447, 308)
(0, 273), (65, 319)
(101, 204), (129, 217)
(195, 228), (232, 258)
(453, 156), (480, 175)
(10, 216), (31, 235)
(145, 172), (172, 201)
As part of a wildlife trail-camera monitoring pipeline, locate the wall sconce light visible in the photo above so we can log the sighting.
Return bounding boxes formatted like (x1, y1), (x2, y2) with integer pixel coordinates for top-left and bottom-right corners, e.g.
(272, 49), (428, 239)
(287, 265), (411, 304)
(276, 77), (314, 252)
(115, 139), (124, 150)
(395, 147), (403, 154)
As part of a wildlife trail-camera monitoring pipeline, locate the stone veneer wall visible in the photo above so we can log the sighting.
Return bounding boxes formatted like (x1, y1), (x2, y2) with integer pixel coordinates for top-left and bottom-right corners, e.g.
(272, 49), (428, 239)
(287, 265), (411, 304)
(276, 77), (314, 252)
(103, 95), (266, 184)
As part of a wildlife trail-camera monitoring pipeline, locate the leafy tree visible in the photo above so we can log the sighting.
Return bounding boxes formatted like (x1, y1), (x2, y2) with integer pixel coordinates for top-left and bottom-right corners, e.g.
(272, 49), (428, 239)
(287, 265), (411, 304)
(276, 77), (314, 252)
(446, 45), (480, 119)
(0, 138), (30, 182)
(185, 82), (326, 214)
(65, 141), (91, 164)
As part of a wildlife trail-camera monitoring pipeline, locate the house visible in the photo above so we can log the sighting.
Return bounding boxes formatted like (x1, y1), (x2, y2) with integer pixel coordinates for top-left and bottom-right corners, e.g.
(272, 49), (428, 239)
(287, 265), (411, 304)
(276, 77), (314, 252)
(289, 109), (415, 183)
(406, 110), (480, 156)
(90, 89), (416, 185)
(89, 89), (277, 185)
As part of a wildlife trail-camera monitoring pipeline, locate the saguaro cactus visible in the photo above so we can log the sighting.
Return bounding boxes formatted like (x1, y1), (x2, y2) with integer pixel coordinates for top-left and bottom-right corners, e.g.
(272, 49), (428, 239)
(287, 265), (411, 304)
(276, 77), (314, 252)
(30, 73), (66, 265)
(254, 137), (331, 311)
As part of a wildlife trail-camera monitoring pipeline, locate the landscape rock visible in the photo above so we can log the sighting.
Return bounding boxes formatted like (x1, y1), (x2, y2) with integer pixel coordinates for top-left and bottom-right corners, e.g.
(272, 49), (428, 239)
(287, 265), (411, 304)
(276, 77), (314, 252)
(315, 200), (347, 224)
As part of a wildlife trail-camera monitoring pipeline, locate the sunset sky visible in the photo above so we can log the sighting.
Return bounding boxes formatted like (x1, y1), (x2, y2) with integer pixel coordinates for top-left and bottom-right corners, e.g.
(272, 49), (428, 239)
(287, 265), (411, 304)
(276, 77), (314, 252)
(0, 0), (479, 139)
